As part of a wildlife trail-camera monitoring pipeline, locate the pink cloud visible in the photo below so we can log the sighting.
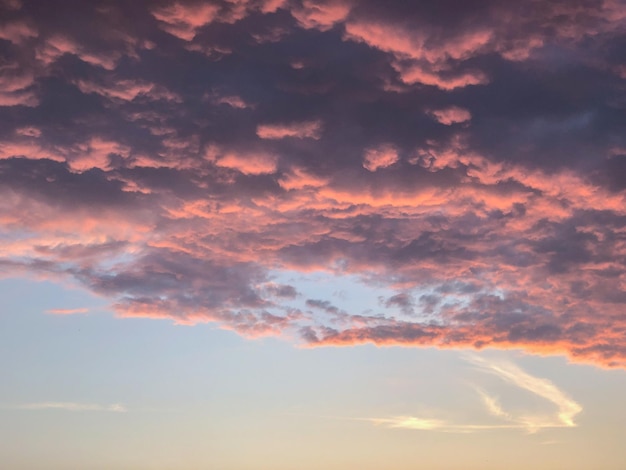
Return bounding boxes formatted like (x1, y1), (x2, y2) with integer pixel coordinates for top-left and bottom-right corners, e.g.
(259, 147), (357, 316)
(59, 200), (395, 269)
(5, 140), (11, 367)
(45, 308), (89, 315)
(257, 120), (322, 139)
(260, 0), (287, 14)
(0, 89), (38, 107)
(0, 65), (38, 107)
(0, 141), (65, 162)
(2, 0), (626, 372)
(210, 93), (253, 109)
(428, 106), (472, 125)
(151, 2), (220, 41)
(4, 137), (626, 367)
(0, 20), (37, 44)
(67, 138), (130, 173)
(344, 20), (423, 59)
(362, 144), (400, 172)
(394, 64), (488, 89)
(36, 36), (119, 70)
(206, 145), (278, 175)
(344, 20), (491, 89)
(76, 79), (180, 103)
(291, 0), (351, 31)
(278, 167), (329, 190)
(15, 127), (41, 137)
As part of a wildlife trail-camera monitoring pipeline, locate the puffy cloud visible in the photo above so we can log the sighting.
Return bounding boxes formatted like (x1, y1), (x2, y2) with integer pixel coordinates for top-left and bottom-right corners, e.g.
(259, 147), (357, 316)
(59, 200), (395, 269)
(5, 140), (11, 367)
(206, 144), (278, 175)
(212, 94), (253, 109)
(291, 0), (351, 31)
(362, 143), (399, 171)
(36, 35), (120, 70)
(427, 106), (472, 125)
(66, 138), (130, 173)
(0, 20), (37, 44)
(151, 2), (220, 41)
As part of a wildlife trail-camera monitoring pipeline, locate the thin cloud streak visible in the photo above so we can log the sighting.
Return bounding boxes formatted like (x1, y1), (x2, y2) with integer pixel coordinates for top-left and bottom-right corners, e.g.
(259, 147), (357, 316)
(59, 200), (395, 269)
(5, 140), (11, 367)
(44, 308), (89, 315)
(12, 402), (127, 412)
(366, 357), (582, 433)
(466, 355), (583, 429)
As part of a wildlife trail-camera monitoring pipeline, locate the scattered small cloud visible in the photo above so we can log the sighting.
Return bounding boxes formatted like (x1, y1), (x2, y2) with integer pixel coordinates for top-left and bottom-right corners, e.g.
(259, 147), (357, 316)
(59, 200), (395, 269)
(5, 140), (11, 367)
(362, 143), (399, 171)
(427, 106), (472, 125)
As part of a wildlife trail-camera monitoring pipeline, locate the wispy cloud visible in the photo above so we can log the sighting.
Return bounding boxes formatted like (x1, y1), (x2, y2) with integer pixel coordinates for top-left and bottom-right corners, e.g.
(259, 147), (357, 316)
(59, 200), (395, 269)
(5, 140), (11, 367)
(44, 308), (89, 315)
(367, 356), (582, 433)
(466, 355), (582, 430)
(13, 402), (127, 412)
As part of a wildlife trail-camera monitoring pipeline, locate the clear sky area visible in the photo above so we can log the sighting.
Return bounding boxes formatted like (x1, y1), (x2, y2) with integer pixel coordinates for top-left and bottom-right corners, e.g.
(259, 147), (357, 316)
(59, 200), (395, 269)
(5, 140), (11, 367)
(1, 0), (626, 468)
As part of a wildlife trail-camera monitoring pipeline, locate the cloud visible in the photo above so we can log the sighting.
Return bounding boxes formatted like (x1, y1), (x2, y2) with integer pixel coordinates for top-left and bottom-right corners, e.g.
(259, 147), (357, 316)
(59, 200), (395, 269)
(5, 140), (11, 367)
(66, 138), (130, 173)
(0, 64), (38, 107)
(291, 0), (351, 31)
(212, 94), (253, 109)
(367, 357), (582, 433)
(76, 79), (180, 103)
(14, 402), (127, 412)
(362, 143), (399, 171)
(36, 35), (120, 70)
(206, 145), (278, 175)
(428, 106), (472, 125)
(257, 120), (323, 140)
(467, 355), (582, 429)
(45, 308), (89, 315)
(0, 20), (37, 44)
(0, 0), (625, 368)
(151, 3), (220, 41)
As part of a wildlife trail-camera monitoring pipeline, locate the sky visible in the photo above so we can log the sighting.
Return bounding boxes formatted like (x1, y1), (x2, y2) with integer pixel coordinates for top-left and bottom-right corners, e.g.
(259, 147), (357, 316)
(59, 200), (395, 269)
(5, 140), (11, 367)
(1, 0), (626, 468)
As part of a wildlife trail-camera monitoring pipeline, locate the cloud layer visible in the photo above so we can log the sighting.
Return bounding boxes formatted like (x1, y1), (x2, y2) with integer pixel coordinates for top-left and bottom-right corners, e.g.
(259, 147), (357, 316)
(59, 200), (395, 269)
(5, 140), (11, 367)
(1, 0), (625, 367)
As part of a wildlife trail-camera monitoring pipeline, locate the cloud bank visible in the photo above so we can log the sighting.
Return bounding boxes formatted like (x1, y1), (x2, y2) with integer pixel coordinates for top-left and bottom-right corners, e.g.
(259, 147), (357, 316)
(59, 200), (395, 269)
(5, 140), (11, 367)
(1, 0), (625, 367)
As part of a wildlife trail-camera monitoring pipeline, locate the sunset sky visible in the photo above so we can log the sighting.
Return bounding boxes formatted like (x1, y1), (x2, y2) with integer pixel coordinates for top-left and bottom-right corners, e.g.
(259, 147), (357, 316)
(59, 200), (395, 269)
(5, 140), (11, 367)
(1, 0), (626, 468)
